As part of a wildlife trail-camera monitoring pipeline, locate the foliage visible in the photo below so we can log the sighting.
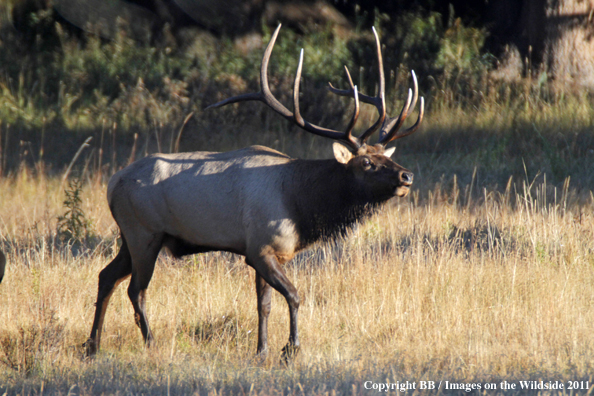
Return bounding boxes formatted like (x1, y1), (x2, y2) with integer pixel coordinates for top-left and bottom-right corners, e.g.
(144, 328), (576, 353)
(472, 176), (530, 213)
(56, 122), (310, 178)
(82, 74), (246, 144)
(1, 2), (594, 191)
(0, 1), (587, 150)
(56, 178), (95, 242)
(0, 3), (491, 130)
(0, 307), (64, 377)
(437, 16), (492, 76)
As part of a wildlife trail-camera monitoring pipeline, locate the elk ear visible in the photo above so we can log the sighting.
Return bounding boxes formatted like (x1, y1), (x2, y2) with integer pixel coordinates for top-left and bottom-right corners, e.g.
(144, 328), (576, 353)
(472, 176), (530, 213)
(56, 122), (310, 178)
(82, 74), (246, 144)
(333, 142), (353, 164)
(383, 147), (396, 158)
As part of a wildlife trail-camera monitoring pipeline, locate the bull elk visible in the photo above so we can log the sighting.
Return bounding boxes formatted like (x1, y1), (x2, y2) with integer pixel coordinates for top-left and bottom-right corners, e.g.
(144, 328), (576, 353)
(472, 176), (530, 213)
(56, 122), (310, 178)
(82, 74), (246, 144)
(85, 25), (424, 361)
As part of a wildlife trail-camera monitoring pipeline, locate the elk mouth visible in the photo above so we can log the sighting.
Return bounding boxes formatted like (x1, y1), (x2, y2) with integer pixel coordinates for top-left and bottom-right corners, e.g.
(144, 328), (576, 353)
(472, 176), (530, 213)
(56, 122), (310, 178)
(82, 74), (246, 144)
(393, 170), (413, 197)
(394, 184), (411, 197)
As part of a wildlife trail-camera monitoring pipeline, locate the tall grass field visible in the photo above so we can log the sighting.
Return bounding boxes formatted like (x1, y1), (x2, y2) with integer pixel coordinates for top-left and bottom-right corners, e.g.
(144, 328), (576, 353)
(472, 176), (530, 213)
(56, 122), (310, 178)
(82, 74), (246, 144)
(1, 141), (593, 394)
(2, 2), (594, 394)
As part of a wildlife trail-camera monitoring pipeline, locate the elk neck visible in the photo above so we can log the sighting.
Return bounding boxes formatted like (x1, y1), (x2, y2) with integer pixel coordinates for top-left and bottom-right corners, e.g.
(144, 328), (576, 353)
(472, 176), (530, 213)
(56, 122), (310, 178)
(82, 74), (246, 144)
(284, 158), (388, 248)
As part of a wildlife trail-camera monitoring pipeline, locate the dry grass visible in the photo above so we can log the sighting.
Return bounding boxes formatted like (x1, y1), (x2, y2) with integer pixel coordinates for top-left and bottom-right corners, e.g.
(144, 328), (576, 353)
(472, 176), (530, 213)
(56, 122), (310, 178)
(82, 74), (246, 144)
(0, 167), (593, 395)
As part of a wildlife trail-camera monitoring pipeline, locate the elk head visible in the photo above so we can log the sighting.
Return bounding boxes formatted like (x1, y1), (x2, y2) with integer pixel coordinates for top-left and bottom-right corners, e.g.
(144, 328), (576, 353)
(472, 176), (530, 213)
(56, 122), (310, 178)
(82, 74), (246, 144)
(332, 142), (414, 199)
(208, 24), (424, 198)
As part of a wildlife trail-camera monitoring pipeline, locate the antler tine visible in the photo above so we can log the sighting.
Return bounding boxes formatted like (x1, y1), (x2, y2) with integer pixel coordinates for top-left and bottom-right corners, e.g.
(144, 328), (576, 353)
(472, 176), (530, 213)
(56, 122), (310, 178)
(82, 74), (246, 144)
(328, 66), (377, 105)
(358, 26), (386, 144)
(382, 97), (424, 144)
(378, 88), (412, 142)
(206, 24), (293, 118)
(344, 66), (355, 89)
(327, 27), (386, 145)
(207, 24), (362, 151)
(258, 25), (294, 118)
(344, 86), (360, 139)
(292, 47), (361, 149)
(204, 24), (286, 113)
(410, 70), (419, 115)
(293, 49), (305, 127)
(378, 70), (424, 145)
(326, 68), (360, 141)
(405, 96), (424, 135)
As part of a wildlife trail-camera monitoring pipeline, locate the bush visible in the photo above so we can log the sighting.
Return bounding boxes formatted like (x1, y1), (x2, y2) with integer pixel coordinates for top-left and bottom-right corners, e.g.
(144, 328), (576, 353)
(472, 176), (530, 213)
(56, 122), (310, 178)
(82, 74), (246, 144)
(57, 178), (95, 242)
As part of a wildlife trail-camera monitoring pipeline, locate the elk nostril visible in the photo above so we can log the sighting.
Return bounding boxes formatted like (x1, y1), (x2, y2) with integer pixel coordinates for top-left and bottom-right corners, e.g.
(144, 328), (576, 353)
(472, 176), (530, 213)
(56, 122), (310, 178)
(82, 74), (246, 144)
(400, 171), (413, 184)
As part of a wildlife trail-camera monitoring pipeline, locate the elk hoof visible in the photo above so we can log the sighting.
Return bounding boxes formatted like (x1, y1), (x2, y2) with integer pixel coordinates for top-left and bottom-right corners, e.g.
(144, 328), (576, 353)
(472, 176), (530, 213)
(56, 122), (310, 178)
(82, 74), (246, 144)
(145, 334), (154, 348)
(253, 348), (268, 364)
(83, 339), (97, 358)
(134, 313), (142, 328)
(280, 343), (299, 364)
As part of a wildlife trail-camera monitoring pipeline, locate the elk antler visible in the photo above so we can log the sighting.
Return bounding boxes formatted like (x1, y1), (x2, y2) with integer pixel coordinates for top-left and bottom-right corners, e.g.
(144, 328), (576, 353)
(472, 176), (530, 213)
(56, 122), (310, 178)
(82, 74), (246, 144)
(207, 24), (423, 150)
(327, 27), (386, 145)
(327, 28), (424, 147)
(207, 24), (362, 151)
(377, 71), (425, 145)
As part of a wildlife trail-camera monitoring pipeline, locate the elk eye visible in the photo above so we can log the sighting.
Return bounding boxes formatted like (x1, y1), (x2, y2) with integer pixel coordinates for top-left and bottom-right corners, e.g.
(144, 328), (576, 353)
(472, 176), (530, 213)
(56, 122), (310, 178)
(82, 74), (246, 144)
(362, 158), (371, 168)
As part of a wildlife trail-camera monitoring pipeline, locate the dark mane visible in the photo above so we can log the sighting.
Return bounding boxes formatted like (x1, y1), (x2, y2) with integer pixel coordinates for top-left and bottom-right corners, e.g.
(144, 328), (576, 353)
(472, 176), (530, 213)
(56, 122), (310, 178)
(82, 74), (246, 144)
(285, 159), (390, 248)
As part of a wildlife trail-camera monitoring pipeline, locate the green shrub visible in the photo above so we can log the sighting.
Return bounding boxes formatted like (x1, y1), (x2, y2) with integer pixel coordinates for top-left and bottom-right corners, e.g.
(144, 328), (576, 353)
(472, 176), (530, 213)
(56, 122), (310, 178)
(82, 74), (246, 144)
(56, 178), (95, 242)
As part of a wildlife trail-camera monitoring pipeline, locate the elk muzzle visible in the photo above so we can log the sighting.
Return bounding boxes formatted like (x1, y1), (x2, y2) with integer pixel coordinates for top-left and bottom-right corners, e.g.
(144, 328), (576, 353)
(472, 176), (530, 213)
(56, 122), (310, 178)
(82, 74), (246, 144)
(394, 170), (414, 197)
(400, 170), (413, 186)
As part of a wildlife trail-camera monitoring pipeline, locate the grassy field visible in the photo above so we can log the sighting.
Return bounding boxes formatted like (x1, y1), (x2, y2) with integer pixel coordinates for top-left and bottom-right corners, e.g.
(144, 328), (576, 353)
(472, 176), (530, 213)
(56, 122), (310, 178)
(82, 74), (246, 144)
(2, 3), (594, 394)
(0, 148), (593, 394)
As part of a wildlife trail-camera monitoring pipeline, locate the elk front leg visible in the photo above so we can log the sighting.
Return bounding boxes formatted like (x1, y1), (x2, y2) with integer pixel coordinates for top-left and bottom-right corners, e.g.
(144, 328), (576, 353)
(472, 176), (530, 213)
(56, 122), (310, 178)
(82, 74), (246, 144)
(248, 253), (300, 363)
(255, 273), (272, 357)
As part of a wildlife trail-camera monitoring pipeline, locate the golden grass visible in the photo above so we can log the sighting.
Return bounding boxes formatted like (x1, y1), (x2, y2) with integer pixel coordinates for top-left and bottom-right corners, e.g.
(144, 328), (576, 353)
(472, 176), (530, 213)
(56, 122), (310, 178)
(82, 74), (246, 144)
(0, 170), (593, 395)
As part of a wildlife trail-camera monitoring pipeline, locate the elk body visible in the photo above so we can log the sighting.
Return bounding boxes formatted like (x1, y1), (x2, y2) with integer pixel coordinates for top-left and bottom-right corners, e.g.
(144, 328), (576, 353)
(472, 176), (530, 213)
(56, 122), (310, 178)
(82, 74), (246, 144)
(85, 25), (424, 361)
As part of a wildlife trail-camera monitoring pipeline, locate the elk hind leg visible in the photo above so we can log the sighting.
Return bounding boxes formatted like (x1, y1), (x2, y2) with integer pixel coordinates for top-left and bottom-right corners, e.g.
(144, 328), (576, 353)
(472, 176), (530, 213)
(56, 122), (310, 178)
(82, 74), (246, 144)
(85, 239), (132, 356)
(127, 234), (163, 347)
